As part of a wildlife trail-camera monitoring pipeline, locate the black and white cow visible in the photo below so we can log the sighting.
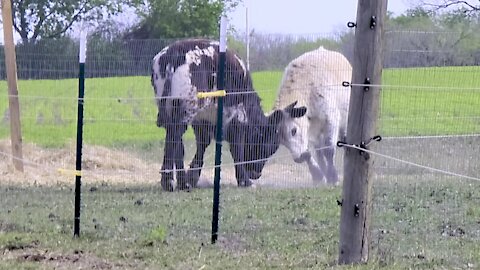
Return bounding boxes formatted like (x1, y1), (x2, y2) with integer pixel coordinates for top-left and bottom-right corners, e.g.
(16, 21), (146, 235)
(151, 39), (306, 191)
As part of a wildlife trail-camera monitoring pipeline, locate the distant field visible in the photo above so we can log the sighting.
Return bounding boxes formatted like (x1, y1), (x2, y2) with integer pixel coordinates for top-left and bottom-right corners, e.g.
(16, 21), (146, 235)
(381, 66), (480, 136)
(0, 66), (479, 147)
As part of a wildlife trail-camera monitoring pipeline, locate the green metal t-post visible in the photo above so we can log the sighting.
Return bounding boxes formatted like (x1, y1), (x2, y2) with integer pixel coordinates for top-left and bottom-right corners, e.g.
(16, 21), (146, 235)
(211, 15), (228, 244)
(74, 32), (87, 238)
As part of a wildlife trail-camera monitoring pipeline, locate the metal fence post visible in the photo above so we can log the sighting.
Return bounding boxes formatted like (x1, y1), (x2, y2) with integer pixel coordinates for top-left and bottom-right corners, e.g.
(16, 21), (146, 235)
(211, 15), (228, 244)
(74, 32), (87, 238)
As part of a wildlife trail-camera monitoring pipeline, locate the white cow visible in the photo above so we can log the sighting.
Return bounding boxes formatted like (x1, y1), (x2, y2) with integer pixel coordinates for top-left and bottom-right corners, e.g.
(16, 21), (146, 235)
(273, 47), (352, 185)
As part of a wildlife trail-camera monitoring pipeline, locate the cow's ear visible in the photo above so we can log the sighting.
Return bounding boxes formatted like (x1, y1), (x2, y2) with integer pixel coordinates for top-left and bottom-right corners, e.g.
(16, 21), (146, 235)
(289, 106), (307, 118)
(284, 101), (298, 112)
(268, 110), (284, 126)
(284, 101), (306, 118)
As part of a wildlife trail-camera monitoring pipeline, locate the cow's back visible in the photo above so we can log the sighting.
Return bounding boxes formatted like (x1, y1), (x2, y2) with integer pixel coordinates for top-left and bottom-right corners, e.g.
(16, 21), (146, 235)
(151, 39), (263, 127)
(274, 47), (351, 113)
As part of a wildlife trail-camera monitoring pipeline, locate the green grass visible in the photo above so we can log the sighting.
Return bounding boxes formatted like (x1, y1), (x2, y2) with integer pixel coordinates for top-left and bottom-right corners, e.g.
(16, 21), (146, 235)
(251, 70), (284, 110)
(0, 77), (160, 147)
(0, 179), (479, 269)
(381, 66), (480, 136)
(1, 67), (478, 269)
(0, 66), (479, 147)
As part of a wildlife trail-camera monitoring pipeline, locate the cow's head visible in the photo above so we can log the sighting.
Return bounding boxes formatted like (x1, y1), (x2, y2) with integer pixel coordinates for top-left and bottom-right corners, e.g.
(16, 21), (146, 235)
(278, 101), (311, 163)
(244, 101), (307, 179)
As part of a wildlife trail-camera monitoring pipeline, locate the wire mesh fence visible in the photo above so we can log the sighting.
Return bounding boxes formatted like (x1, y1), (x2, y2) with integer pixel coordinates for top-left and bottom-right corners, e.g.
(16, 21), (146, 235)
(0, 31), (480, 268)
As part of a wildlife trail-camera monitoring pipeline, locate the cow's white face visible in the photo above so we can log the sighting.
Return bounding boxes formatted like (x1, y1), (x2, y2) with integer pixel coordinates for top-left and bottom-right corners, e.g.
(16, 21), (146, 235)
(279, 112), (310, 163)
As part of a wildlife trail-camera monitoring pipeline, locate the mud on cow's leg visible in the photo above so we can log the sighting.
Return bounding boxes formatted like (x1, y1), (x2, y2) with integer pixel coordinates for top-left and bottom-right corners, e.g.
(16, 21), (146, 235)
(161, 122), (188, 191)
(186, 120), (215, 188)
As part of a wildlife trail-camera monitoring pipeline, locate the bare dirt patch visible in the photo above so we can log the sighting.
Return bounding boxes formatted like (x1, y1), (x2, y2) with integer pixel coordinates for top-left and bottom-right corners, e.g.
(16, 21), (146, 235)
(2, 248), (134, 270)
(0, 139), (320, 188)
(0, 139), (163, 186)
(0, 220), (18, 233)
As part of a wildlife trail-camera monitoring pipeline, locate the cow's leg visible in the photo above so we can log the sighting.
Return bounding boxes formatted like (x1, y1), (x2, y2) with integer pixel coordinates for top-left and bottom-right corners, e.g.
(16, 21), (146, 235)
(161, 123), (187, 191)
(225, 122), (252, 187)
(320, 143), (338, 185)
(230, 144), (253, 187)
(185, 120), (215, 188)
(313, 129), (339, 185)
(161, 99), (188, 191)
(305, 155), (325, 183)
(161, 125), (177, 191)
(171, 123), (188, 190)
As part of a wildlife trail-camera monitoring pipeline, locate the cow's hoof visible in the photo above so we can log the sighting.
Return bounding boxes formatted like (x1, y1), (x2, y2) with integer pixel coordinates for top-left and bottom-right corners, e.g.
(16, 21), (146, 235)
(161, 179), (174, 192)
(326, 180), (340, 186)
(326, 174), (339, 186)
(176, 179), (192, 191)
(160, 172), (174, 192)
(185, 170), (200, 189)
(237, 179), (253, 187)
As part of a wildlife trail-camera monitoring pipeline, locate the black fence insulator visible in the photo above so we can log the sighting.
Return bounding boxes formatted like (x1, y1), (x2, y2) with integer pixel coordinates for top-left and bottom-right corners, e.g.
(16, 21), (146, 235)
(370, 16), (377, 29)
(338, 141), (366, 157)
(358, 135), (382, 159)
(363, 77), (371, 92)
(337, 141), (347, 148)
(337, 135), (381, 159)
(361, 135), (382, 148)
(342, 81), (351, 87)
(347, 21), (357, 28)
(354, 204), (360, 217)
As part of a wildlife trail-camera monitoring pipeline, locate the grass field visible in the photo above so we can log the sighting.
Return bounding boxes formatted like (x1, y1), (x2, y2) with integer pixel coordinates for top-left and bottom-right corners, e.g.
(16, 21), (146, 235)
(381, 66), (480, 136)
(0, 66), (479, 269)
(1, 178), (479, 269)
(0, 66), (479, 147)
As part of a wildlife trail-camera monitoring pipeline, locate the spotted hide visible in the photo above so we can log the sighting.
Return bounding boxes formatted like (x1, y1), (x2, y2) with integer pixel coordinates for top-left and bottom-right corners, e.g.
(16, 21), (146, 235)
(151, 39), (306, 191)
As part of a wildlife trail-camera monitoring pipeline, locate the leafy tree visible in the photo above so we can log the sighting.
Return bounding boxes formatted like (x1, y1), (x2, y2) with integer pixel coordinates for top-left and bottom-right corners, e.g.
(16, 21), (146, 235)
(383, 6), (480, 67)
(125, 0), (241, 39)
(386, 7), (438, 30)
(9, 0), (142, 44)
(414, 0), (479, 14)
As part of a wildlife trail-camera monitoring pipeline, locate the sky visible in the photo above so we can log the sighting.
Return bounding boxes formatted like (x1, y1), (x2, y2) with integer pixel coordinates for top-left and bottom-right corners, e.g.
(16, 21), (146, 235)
(229, 0), (412, 35)
(0, 0), (412, 44)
